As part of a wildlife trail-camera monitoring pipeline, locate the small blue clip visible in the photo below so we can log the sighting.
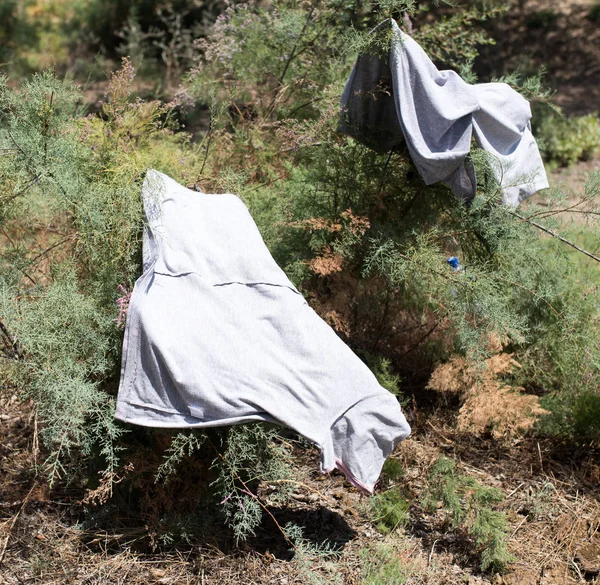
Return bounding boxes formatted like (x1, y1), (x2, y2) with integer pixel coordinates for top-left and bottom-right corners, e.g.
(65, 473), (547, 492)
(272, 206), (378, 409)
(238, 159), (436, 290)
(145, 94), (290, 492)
(447, 256), (460, 270)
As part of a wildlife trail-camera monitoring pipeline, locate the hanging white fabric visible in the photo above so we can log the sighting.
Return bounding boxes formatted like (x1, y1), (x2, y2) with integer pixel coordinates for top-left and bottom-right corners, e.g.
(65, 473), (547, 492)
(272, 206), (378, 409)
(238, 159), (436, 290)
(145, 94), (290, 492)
(339, 19), (549, 206)
(116, 170), (411, 492)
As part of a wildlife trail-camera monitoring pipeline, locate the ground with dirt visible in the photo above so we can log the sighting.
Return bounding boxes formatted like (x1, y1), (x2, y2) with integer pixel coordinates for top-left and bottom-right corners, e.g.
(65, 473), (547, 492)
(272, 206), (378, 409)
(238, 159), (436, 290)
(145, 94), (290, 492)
(477, 0), (600, 116)
(2, 391), (600, 585)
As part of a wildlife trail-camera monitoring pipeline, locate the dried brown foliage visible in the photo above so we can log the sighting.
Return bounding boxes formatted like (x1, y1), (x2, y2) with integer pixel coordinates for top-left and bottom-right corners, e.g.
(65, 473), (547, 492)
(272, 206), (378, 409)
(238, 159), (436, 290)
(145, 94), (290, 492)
(288, 217), (342, 233)
(427, 349), (549, 438)
(308, 246), (344, 276)
(306, 272), (357, 337)
(339, 210), (370, 237)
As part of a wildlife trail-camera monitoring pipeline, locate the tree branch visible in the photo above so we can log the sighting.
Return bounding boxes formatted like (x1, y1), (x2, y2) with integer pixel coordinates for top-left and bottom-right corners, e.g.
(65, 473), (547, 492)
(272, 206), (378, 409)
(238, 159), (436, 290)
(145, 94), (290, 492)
(3, 176), (41, 204)
(0, 320), (22, 360)
(26, 236), (74, 268)
(511, 211), (600, 264)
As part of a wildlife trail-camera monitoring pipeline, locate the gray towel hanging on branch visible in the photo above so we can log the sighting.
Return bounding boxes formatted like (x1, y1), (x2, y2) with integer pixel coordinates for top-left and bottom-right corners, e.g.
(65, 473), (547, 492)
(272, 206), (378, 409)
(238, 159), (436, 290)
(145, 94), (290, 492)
(339, 19), (549, 206)
(116, 170), (411, 493)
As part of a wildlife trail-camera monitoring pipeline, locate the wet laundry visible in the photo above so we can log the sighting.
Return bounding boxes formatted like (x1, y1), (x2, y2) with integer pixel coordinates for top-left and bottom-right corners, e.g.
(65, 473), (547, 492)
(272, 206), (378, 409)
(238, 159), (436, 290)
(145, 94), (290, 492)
(339, 19), (549, 206)
(116, 170), (411, 493)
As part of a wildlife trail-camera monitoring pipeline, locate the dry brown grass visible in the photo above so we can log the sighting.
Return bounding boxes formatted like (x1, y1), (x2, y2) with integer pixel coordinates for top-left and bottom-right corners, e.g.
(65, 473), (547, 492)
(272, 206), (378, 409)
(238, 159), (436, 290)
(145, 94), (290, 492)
(2, 384), (600, 585)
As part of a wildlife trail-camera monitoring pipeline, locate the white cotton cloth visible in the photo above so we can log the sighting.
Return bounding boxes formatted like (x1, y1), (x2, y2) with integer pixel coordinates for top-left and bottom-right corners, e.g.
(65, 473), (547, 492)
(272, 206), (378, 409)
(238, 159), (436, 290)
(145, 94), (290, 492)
(339, 19), (549, 205)
(116, 170), (411, 492)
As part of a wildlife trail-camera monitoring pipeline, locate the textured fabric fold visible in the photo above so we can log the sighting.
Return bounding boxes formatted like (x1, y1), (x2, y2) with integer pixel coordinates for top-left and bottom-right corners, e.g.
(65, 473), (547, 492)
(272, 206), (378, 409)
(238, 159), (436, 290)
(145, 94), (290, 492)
(116, 170), (411, 492)
(339, 19), (548, 205)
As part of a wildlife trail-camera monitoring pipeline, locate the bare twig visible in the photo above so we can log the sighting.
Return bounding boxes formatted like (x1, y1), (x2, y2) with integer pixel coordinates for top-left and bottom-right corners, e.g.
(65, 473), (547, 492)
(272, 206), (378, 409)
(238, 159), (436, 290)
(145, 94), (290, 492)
(376, 150), (394, 197)
(33, 409), (39, 472)
(428, 539), (439, 566)
(523, 203), (600, 221)
(0, 320), (22, 360)
(509, 516), (528, 539)
(267, 479), (326, 500)
(427, 421), (453, 445)
(8, 131), (26, 157)
(26, 235), (74, 268)
(212, 446), (301, 555)
(511, 211), (600, 264)
(3, 175), (41, 204)
(243, 171), (290, 194)
(507, 482), (525, 499)
(0, 483), (36, 566)
(287, 98), (323, 118)
(399, 321), (441, 358)
(278, 6), (316, 86)
(370, 288), (390, 352)
(486, 273), (563, 319)
(199, 118), (213, 176)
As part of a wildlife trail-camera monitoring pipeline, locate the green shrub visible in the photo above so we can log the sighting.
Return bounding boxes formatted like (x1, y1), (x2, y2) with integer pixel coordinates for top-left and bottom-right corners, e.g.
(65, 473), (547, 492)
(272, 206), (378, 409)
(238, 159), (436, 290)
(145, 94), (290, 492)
(0, 65), (292, 540)
(525, 9), (558, 29)
(188, 1), (600, 405)
(361, 543), (412, 585)
(535, 110), (600, 167)
(0, 0), (225, 82)
(283, 523), (344, 585)
(2, 0), (600, 546)
(363, 355), (404, 401)
(422, 456), (514, 572)
(588, 1), (600, 23)
(381, 458), (405, 482)
(515, 207), (600, 442)
(0, 0), (34, 65)
(371, 488), (411, 534)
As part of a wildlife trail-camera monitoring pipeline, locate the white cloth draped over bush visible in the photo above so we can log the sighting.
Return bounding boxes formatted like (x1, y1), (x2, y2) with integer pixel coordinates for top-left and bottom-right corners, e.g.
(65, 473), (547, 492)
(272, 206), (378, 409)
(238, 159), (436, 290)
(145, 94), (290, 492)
(339, 19), (549, 206)
(116, 170), (411, 492)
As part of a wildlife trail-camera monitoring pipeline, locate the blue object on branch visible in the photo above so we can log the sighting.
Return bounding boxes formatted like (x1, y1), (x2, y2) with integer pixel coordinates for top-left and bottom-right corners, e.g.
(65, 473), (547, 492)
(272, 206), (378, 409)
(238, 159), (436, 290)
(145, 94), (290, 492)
(447, 256), (461, 271)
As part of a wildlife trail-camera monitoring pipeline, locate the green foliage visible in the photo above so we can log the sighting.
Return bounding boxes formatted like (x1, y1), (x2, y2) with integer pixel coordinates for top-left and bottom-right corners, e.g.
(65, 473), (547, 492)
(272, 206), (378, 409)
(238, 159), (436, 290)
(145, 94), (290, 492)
(209, 424), (293, 542)
(3, 0), (600, 551)
(70, 0), (222, 58)
(364, 355), (404, 400)
(190, 0), (507, 117)
(413, 1), (508, 79)
(187, 0), (600, 443)
(540, 384), (600, 442)
(155, 430), (207, 483)
(0, 1), (34, 65)
(511, 180), (600, 441)
(190, 0), (349, 120)
(370, 487), (410, 534)
(525, 8), (558, 30)
(381, 457), (405, 482)
(535, 109), (600, 167)
(12, 271), (122, 484)
(589, 1), (600, 23)
(422, 456), (514, 572)
(283, 522), (344, 585)
(360, 543), (412, 585)
(492, 68), (555, 104)
(0, 0), (224, 83)
(0, 64), (294, 543)
(0, 71), (133, 483)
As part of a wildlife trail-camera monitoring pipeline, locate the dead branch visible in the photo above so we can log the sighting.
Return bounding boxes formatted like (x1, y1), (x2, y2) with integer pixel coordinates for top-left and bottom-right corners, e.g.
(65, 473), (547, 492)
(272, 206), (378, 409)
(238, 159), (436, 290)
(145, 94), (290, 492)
(3, 176), (41, 204)
(0, 484), (36, 566)
(0, 320), (22, 360)
(512, 211), (600, 263)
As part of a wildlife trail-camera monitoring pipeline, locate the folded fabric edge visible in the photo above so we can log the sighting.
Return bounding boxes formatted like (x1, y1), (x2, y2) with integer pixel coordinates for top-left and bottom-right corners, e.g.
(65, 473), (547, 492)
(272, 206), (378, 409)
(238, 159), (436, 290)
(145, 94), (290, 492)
(321, 459), (375, 494)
